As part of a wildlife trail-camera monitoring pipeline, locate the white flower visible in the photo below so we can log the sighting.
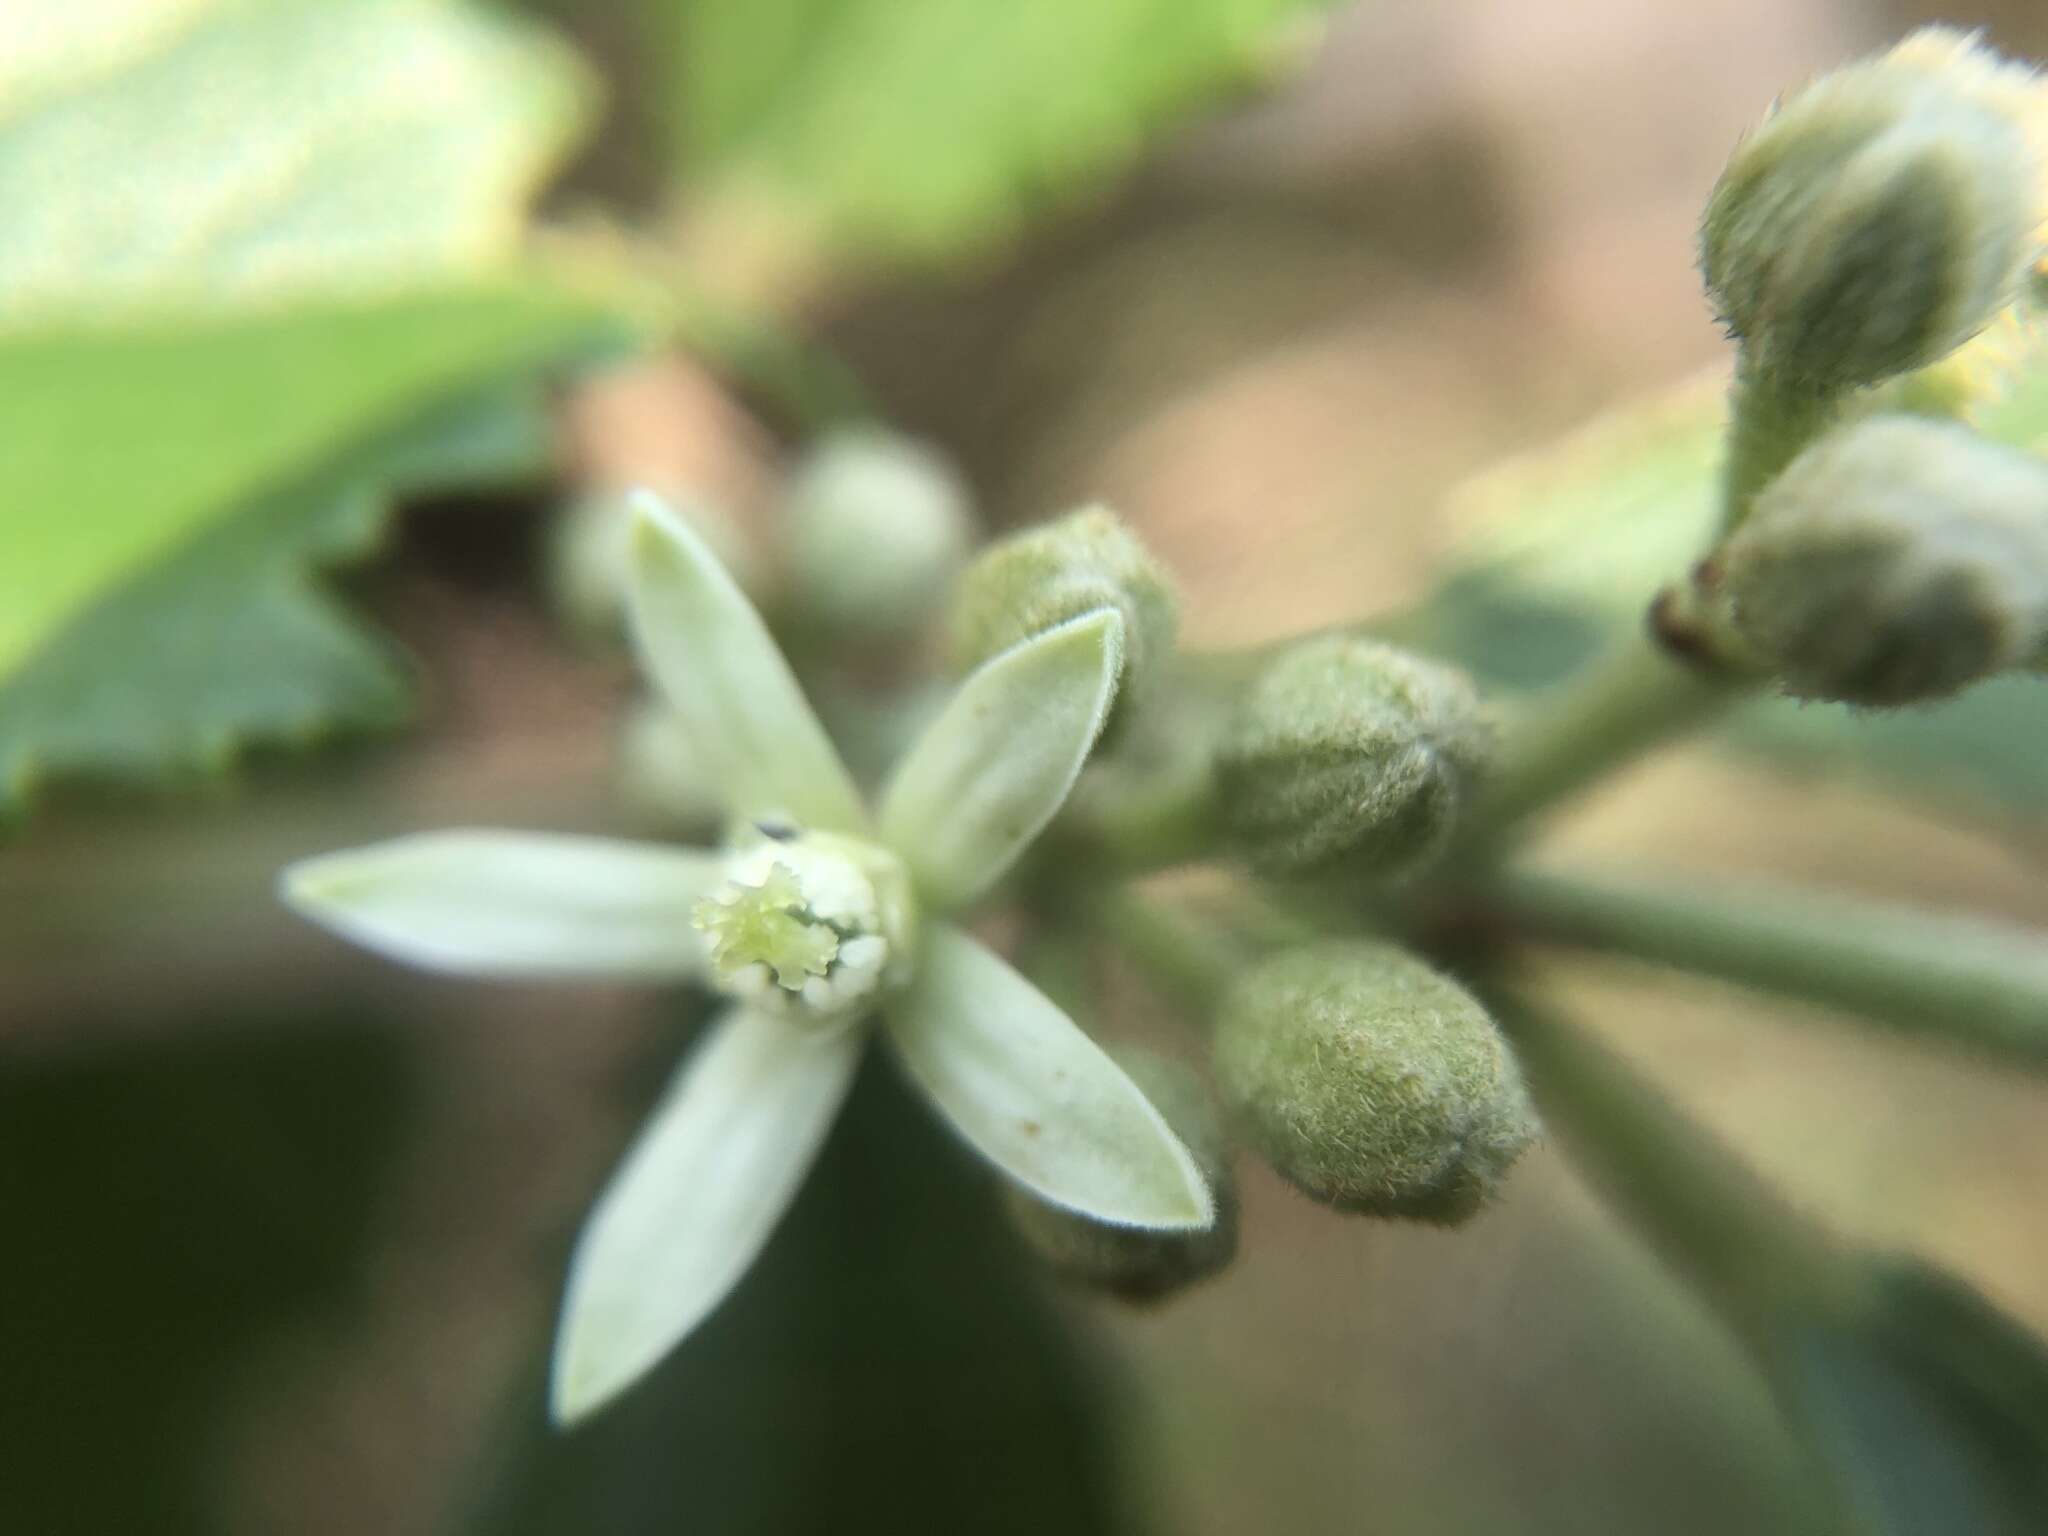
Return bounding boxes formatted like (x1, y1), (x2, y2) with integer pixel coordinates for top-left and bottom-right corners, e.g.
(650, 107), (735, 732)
(279, 493), (1212, 1425)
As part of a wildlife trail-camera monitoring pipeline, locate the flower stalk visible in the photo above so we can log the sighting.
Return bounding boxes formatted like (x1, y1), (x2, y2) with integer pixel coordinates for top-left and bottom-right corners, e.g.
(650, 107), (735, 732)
(1454, 638), (1750, 856)
(1480, 865), (2048, 1069)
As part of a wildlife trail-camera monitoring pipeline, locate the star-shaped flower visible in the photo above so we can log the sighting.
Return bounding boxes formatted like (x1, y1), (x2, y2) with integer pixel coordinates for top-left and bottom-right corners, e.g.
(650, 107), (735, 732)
(281, 494), (1212, 1424)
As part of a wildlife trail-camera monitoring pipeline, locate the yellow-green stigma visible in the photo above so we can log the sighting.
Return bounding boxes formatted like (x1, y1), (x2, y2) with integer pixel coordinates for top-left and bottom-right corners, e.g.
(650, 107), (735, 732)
(696, 864), (841, 987)
(691, 835), (904, 1023)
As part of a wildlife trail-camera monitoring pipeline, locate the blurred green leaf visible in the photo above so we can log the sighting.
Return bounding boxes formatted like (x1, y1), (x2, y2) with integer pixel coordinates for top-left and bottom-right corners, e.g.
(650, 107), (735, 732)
(1416, 372), (2048, 819)
(0, 0), (591, 321)
(657, 0), (1333, 269)
(1774, 1259), (2048, 1536)
(0, 0), (642, 813)
(0, 316), (603, 816)
(0, 284), (613, 686)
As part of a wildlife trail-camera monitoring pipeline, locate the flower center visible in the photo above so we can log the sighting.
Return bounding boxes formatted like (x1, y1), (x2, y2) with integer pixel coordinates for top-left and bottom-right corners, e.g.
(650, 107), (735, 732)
(692, 831), (912, 1024)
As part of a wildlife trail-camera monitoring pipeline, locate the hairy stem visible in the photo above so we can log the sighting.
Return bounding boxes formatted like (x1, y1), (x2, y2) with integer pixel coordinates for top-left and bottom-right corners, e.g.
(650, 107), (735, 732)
(1060, 768), (1224, 876)
(1720, 355), (1843, 533)
(1482, 866), (2048, 1069)
(1458, 637), (1749, 855)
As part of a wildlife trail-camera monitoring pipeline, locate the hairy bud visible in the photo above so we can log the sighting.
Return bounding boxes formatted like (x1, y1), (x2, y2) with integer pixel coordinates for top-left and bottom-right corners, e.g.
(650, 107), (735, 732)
(1702, 27), (2043, 391)
(1213, 942), (1537, 1224)
(1214, 635), (1492, 882)
(1004, 1049), (1238, 1301)
(1712, 414), (2048, 705)
(950, 506), (1177, 736)
(785, 431), (976, 643)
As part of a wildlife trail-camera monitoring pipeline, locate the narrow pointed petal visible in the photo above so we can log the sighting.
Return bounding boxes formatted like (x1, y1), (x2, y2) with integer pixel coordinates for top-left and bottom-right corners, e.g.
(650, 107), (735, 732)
(883, 924), (1211, 1230)
(625, 492), (865, 833)
(551, 1009), (864, 1424)
(879, 609), (1122, 911)
(281, 830), (718, 980)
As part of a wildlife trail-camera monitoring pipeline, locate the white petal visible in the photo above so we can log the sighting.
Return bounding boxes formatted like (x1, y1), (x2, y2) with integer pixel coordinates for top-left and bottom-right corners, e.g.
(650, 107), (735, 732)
(280, 830), (717, 980)
(550, 1008), (864, 1423)
(883, 924), (1211, 1230)
(879, 609), (1122, 911)
(625, 492), (865, 833)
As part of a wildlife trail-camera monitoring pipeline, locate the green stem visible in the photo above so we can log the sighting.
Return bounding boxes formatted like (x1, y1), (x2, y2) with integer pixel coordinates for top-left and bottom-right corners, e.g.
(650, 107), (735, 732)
(1455, 353), (1840, 852)
(1091, 889), (1241, 1024)
(1458, 637), (1749, 855)
(1063, 769), (1223, 876)
(1488, 986), (1855, 1331)
(680, 298), (872, 432)
(1482, 865), (2048, 1069)
(1719, 355), (1842, 532)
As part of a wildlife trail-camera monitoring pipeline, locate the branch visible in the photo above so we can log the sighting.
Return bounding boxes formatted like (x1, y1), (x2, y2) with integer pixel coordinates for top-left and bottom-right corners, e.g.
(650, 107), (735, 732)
(1482, 865), (2048, 1068)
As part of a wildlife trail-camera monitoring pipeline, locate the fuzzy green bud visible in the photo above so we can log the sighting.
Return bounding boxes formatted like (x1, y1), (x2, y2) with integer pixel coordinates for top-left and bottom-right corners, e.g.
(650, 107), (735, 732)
(1711, 414), (2048, 706)
(1702, 28), (2043, 392)
(1004, 1049), (1238, 1301)
(1213, 942), (1537, 1225)
(1214, 635), (1492, 882)
(785, 431), (976, 643)
(950, 506), (1177, 736)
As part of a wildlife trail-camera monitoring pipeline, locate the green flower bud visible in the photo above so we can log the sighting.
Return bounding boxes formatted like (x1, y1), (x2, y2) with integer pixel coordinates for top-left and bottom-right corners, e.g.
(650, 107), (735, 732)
(1003, 1048), (1238, 1301)
(950, 506), (1177, 736)
(1701, 27), (2043, 391)
(785, 431), (976, 644)
(1712, 414), (2048, 706)
(1213, 635), (1492, 882)
(1213, 942), (1537, 1225)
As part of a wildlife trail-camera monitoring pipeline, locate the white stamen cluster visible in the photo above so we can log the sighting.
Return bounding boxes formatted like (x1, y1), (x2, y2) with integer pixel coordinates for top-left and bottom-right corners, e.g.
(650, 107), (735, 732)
(693, 836), (895, 1024)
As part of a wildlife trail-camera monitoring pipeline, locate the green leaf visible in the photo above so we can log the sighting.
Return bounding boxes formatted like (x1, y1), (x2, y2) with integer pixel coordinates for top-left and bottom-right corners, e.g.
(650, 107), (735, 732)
(658, 0), (1334, 267)
(0, 288), (625, 817)
(0, 0), (639, 813)
(0, 285), (609, 683)
(1415, 372), (2048, 818)
(1775, 1259), (2048, 1536)
(1415, 373), (1725, 688)
(0, 0), (591, 322)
